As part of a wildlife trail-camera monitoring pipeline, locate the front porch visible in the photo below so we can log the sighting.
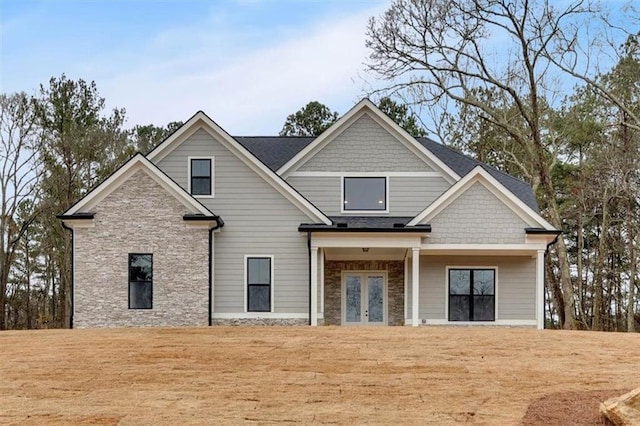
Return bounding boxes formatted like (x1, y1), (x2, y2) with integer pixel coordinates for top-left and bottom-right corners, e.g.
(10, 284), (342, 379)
(307, 231), (552, 329)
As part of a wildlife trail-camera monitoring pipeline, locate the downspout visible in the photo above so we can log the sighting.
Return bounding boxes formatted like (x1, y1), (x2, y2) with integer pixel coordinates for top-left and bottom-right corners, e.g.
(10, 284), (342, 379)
(208, 217), (223, 327)
(307, 231), (311, 326)
(60, 221), (74, 329)
(208, 227), (213, 326)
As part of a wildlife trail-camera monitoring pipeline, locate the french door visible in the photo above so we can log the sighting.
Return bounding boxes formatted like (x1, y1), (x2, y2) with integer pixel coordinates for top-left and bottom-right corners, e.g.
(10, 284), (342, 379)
(342, 272), (386, 325)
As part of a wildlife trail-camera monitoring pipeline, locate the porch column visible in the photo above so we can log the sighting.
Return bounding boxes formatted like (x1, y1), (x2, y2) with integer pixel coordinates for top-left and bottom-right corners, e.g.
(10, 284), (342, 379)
(319, 248), (325, 319)
(412, 247), (420, 327)
(536, 249), (545, 330)
(404, 256), (409, 325)
(310, 247), (318, 326)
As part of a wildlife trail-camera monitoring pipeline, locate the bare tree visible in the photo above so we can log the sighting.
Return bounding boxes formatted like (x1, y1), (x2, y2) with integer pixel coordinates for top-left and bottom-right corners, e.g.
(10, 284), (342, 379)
(0, 93), (41, 330)
(365, 0), (603, 328)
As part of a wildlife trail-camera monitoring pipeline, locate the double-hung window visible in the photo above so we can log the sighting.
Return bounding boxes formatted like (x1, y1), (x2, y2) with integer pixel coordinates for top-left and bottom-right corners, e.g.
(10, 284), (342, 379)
(129, 254), (153, 309)
(448, 268), (495, 321)
(246, 256), (273, 312)
(342, 177), (387, 212)
(189, 157), (214, 196)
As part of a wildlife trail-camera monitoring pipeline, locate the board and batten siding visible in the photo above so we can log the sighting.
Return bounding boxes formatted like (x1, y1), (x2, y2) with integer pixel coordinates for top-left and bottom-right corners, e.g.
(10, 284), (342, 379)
(428, 182), (529, 244)
(419, 255), (536, 321)
(297, 114), (433, 172)
(287, 176), (450, 216)
(155, 128), (311, 315)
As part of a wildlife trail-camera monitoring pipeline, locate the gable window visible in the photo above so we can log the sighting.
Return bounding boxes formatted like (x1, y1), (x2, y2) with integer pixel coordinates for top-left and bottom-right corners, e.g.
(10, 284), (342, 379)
(129, 254), (153, 309)
(448, 269), (495, 321)
(246, 256), (273, 312)
(189, 157), (214, 196)
(343, 177), (387, 212)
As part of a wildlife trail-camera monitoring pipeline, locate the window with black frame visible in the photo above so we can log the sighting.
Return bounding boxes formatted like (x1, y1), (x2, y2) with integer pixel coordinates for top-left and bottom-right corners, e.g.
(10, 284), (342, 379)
(129, 254), (152, 309)
(343, 177), (386, 211)
(247, 257), (272, 312)
(448, 269), (495, 321)
(190, 158), (212, 196)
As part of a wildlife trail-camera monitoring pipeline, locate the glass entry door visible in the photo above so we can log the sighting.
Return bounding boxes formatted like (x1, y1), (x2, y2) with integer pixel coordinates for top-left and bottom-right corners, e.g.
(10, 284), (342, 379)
(343, 273), (386, 325)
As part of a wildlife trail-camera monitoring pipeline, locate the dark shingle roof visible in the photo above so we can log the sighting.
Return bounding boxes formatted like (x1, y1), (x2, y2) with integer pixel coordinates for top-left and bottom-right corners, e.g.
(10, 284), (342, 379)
(299, 216), (431, 232)
(416, 138), (539, 211)
(235, 136), (314, 171)
(234, 135), (538, 212)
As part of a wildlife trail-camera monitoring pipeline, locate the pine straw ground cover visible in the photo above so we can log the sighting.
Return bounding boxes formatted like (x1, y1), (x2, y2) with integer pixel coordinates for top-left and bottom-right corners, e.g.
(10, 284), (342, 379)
(0, 327), (638, 425)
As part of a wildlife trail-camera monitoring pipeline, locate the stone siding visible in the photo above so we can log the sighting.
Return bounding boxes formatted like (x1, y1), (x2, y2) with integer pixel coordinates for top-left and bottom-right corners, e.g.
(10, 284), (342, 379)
(323, 260), (404, 326)
(74, 169), (210, 328)
(429, 182), (528, 244)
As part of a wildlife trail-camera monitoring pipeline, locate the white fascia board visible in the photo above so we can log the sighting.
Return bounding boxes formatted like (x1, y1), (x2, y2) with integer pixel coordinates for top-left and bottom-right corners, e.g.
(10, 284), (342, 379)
(420, 243), (547, 256)
(61, 219), (95, 228)
(148, 112), (332, 225)
(408, 166), (556, 230)
(525, 234), (559, 245)
(311, 232), (423, 249)
(146, 112), (203, 163)
(64, 154), (213, 217)
(277, 99), (460, 183)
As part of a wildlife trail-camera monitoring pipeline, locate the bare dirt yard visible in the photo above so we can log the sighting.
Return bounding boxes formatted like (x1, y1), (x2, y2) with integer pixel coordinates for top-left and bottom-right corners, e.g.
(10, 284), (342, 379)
(0, 327), (638, 425)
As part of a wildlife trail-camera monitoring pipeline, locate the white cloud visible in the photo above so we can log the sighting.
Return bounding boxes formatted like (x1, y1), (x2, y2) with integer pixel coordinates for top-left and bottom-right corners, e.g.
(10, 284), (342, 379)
(101, 5), (385, 135)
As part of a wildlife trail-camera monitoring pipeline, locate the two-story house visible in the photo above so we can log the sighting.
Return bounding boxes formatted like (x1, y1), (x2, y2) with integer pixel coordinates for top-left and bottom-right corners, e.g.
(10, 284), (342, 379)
(59, 99), (560, 328)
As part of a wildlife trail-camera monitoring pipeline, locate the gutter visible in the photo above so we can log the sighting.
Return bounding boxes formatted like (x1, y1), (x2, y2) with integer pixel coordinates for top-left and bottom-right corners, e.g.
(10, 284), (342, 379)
(298, 224), (431, 233)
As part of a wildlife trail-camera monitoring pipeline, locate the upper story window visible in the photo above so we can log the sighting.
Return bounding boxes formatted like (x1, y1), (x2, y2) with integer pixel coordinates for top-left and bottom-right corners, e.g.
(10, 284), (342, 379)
(342, 177), (387, 212)
(129, 253), (153, 309)
(189, 157), (214, 197)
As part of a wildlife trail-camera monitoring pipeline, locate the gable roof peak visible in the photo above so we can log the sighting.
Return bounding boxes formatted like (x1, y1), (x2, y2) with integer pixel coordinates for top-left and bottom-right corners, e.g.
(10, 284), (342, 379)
(408, 165), (556, 230)
(144, 108), (332, 225)
(276, 99), (460, 181)
(62, 153), (216, 219)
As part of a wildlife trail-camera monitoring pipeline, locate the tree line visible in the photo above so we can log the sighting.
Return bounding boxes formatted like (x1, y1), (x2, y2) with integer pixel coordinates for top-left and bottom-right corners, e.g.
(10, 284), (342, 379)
(1, 0), (638, 331)
(0, 76), (182, 329)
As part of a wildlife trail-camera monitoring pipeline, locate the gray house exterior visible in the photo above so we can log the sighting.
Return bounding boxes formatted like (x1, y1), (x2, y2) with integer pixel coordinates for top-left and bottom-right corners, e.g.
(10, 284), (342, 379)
(60, 100), (560, 328)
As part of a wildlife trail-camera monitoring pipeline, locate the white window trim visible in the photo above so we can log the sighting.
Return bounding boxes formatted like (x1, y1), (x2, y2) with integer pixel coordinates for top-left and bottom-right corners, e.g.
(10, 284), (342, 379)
(187, 156), (215, 198)
(244, 255), (275, 313)
(340, 175), (389, 214)
(444, 266), (499, 322)
(340, 270), (388, 325)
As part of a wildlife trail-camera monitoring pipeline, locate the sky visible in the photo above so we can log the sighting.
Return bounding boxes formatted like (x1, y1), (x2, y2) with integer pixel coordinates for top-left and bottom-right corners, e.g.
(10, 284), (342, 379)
(1, 0), (389, 135)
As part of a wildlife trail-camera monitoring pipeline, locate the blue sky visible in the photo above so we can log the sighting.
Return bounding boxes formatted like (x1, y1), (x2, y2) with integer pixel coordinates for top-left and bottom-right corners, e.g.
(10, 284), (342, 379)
(1, 0), (388, 134)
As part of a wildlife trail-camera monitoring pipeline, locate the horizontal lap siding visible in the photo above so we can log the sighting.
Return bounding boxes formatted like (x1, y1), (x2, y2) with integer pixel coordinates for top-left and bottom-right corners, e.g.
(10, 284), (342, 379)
(287, 176), (451, 216)
(389, 177), (450, 216)
(286, 176), (340, 215)
(156, 129), (310, 314)
(419, 255), (536, 321)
